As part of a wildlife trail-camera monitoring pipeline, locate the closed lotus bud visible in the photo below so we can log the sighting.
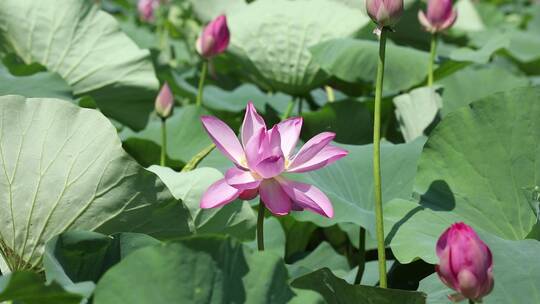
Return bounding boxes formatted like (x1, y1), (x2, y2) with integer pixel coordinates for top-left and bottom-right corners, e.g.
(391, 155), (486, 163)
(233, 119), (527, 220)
(196, 15), (230, 59)
(138, 0), (159, 22)
(418, 0), (458, 33)
(436, 222), (494, 302)
(155, 83), (173, 118)
(366, 0), (403, 28)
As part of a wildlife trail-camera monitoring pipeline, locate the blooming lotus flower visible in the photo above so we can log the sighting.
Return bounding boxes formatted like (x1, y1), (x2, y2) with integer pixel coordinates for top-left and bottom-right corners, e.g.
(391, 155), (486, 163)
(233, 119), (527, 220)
(196, 15), (230, 59)
(436, 222), (494, 302)
(155, 83), (173, 118)
(366, 0), (403, 28)
(200, 102), (348, 217)
(418, 0), (458, 33)
(138, 0), (159, 22)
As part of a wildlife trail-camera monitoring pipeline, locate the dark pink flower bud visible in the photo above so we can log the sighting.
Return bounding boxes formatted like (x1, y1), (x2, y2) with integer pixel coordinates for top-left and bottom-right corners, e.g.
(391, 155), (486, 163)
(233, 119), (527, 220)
(155, 83), (173, 118)
(366, 0), (404, 28)
(196, 15), (230, 59)
(138, 0), (159, 22)
(418, 0), (458, 33)
(436, 222), (494, 302)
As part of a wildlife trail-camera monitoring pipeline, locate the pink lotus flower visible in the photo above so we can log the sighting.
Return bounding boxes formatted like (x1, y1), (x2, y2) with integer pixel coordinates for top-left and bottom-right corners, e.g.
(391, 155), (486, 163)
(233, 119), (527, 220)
(200, 102), (348, 217)
(418, 0), (458, 33)
(366, 0), (403, 28)
(138, 0), (159, 22)
(155, 83), (173, 118)
(436, 222), (494, 302)
(196, 15), (230, 59)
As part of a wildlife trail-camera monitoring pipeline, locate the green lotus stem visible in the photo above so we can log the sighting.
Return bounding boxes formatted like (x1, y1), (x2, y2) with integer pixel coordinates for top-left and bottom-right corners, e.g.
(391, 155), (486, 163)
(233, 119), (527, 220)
(160, 118), (167, 166)
(468, 300), (475, 304)
(354, 227), (366, 284)
(281, 99), (296, 120)
(325, 85), (335, 102)
(428, 34), (438, 86)
(257, 104), (297, 251)
(196, 61), (208, 107)
(373, 27), (388, 288)
(257, 202), (265, 251)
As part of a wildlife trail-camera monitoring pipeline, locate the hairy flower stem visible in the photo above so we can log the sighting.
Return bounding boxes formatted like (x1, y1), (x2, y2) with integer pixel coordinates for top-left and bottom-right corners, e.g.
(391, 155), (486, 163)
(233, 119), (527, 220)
(428, 34), (438, 86)
(160, 118), (167, 166)
(257, 202), (266, 251)
(196, 61), (208, 106)
(354, 227), (366, 284)
(468, 300), (475, 304)
(373, 27), (388, 288)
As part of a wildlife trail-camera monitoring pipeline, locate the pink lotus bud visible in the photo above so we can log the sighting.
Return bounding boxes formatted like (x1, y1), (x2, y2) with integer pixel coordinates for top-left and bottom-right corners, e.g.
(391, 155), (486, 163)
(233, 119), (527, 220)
(366, 0), (403, 28)
(155, 83), (173, 118)
(196, 15), (230, 59)
(418, 0), (458, 33)
(436, 222), (494, 302)
(138, 0), (159, 22)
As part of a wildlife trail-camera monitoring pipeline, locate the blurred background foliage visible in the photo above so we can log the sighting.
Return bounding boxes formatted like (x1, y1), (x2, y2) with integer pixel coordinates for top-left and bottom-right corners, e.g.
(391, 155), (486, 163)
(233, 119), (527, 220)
(0, 0), (539, 303)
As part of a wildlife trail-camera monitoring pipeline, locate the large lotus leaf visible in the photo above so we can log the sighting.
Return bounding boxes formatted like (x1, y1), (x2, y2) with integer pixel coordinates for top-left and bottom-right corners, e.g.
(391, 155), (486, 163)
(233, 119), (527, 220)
(418, 234), (540, 304)
(0, 0), (159, 130)
(0, 271), (82, 304)
(148, 166), (256, 240)
(290, 139), (425, 237)
(93, 236), (295, 304)
(291, 268), (426, 304)
(227, 0), (370, 95)
(0, 96), (191, 271)
(310, 38), (430, 94)
(438, 65), (529, 116)
(385, 86), (540, 264)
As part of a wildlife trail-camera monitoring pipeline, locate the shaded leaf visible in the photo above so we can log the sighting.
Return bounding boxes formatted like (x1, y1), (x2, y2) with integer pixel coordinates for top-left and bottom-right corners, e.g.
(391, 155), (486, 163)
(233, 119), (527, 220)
(292, 268), (426, 304)
(302, 100), (373, 145)
(94, 236), (295, 304)
(310, 39), (430, 94)
(287, 242), (350, 280)
(0, 66), (72, 100)
(0, 271), (82, 304)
